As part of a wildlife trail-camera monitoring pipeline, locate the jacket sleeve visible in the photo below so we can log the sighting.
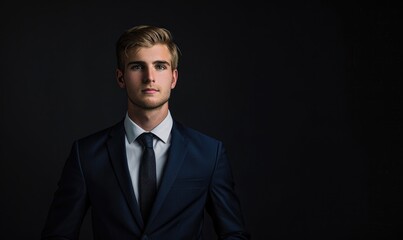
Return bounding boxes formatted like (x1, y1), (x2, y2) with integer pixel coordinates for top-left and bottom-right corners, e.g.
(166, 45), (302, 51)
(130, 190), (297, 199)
(41, 141), (90, 240)
(206, 142), (251, 240)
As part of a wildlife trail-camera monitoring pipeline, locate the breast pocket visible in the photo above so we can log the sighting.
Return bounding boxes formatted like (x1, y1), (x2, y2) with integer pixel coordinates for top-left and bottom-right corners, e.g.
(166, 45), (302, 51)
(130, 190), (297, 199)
(172, 178), (207, 190)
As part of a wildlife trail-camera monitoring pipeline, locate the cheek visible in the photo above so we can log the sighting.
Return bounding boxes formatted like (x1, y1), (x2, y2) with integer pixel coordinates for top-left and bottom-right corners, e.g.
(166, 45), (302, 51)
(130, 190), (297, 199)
(128, 82), (141, 92)
(165, 81), (175, 91)
(125, 76), (141, 86)
(123, 81), (139, 94)
(125, 72), (142, 83)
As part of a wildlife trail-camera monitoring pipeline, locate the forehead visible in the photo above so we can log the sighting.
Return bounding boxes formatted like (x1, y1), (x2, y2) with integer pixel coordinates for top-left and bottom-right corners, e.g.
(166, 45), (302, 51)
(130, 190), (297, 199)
(125, 44), (172, 62)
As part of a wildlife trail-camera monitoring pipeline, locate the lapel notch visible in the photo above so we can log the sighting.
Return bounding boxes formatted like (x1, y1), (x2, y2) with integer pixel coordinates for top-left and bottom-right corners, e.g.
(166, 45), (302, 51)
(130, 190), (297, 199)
(146, 122), (188, 228)
(106, 121), (144, 229)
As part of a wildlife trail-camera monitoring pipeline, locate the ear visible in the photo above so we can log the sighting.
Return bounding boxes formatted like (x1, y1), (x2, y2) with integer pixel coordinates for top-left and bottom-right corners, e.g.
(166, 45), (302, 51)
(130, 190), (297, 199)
(116, 69), (125, 88)
(171, 69), (178, 89)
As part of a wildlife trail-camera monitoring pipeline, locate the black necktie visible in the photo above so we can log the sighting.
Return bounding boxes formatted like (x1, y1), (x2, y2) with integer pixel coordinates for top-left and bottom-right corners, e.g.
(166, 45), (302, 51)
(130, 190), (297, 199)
(137, 132), (157, 223)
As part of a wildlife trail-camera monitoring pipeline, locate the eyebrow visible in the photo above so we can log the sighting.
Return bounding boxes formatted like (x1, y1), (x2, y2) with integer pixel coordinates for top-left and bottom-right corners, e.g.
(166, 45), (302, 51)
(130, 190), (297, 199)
(126, 60), (171, 67)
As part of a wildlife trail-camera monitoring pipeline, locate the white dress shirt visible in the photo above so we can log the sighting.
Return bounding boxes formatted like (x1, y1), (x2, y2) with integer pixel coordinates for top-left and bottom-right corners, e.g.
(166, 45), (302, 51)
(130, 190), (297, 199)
(124, 111), (173, 203)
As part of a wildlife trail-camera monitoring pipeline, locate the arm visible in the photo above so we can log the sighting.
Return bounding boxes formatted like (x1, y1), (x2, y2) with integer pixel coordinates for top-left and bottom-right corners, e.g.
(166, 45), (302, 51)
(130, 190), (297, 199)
(41, 141), (90, 240)
(206, 142), (251, 240)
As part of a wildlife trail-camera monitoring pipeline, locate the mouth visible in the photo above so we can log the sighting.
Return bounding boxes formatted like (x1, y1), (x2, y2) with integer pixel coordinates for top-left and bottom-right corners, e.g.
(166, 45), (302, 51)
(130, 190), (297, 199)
(142, 88), (159, 94)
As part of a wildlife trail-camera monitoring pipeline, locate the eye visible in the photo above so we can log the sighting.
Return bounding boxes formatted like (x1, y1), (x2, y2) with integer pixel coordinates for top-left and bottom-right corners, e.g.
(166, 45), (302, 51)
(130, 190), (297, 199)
(130, 64), (143, 71)
(155, 63), (167, 70)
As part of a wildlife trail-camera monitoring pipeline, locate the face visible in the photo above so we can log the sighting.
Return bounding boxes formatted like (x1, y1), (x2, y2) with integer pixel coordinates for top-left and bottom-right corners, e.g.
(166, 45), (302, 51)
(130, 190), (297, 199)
(116, 44), (178, 111)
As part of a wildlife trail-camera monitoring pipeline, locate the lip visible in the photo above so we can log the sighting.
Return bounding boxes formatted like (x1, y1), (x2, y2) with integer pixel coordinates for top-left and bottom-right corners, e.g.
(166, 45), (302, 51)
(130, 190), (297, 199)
(142, 88), (159, 94)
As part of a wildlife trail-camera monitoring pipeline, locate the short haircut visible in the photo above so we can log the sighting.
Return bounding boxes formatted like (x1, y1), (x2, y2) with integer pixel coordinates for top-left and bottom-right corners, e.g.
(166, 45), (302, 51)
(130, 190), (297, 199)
(116, 25), (180, 70)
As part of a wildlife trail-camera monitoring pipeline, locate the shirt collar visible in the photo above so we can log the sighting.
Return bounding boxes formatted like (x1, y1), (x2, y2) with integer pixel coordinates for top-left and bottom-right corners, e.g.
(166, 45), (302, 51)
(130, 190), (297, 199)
(124, 111), (173, 144)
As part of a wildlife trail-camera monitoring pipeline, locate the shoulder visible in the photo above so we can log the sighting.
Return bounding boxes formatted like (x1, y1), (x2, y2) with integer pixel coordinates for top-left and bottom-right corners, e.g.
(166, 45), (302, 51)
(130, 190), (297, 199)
(75, 119), (124, 146)
(173, 120), (222, 146)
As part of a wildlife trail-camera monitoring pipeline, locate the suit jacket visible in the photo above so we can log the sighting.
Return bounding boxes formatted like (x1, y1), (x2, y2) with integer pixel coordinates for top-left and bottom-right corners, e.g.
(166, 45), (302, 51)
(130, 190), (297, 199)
(41, 119), (250, 240)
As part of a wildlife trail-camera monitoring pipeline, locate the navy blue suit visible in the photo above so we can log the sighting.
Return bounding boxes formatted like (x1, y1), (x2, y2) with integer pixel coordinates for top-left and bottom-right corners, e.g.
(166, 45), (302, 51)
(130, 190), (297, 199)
(41, 120), (249, 239)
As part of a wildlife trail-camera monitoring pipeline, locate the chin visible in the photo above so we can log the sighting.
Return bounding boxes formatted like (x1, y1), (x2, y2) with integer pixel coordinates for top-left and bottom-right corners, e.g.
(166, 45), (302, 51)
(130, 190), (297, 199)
(139, 101), (169, 110)
(129, 96), (170, 111)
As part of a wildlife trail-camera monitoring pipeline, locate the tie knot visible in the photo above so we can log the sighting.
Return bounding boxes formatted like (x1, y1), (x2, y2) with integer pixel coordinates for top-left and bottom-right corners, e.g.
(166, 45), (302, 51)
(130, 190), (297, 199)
(137, 132), (154, 148)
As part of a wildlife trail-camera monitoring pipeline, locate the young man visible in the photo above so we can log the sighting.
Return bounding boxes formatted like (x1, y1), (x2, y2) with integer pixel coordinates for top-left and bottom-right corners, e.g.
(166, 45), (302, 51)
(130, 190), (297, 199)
(41, 25), (250, 240)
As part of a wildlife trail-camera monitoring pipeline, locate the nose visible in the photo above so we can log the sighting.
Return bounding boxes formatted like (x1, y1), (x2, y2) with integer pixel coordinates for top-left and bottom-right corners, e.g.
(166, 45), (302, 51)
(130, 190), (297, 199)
(142, 67), (155, 83)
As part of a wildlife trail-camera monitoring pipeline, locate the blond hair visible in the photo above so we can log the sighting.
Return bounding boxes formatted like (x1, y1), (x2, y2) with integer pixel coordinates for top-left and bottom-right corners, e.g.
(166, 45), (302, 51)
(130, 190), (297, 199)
(116, 25), (180, 70)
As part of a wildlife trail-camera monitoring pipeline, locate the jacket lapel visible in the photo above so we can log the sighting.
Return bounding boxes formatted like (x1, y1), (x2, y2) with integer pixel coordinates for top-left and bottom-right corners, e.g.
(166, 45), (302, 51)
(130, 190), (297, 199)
(146, 122), (188, 229)
(106, 121), (144, 229)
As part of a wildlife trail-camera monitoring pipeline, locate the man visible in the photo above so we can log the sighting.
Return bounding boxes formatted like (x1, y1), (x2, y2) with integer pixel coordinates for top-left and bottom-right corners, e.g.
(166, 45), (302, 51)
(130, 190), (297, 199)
(41, 25), (250, 240)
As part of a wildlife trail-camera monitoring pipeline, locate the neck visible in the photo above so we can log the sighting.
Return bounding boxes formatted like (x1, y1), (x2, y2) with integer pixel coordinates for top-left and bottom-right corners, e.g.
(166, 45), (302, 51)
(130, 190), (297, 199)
(127, 104), (169, 132)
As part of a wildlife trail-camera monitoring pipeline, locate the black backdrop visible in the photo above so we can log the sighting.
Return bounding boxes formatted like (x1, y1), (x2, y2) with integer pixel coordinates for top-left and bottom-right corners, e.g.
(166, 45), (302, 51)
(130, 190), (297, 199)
(0, 1), (401, 239)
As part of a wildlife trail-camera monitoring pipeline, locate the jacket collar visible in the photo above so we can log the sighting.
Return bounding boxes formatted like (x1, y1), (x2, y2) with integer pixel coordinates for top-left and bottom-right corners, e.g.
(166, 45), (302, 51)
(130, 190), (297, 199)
(107, 120), (188, 231)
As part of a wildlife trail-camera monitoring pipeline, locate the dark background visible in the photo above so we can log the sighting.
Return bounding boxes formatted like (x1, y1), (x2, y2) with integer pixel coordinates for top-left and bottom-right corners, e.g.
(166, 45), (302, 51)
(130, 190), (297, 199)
(0, 1), (401, 239)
